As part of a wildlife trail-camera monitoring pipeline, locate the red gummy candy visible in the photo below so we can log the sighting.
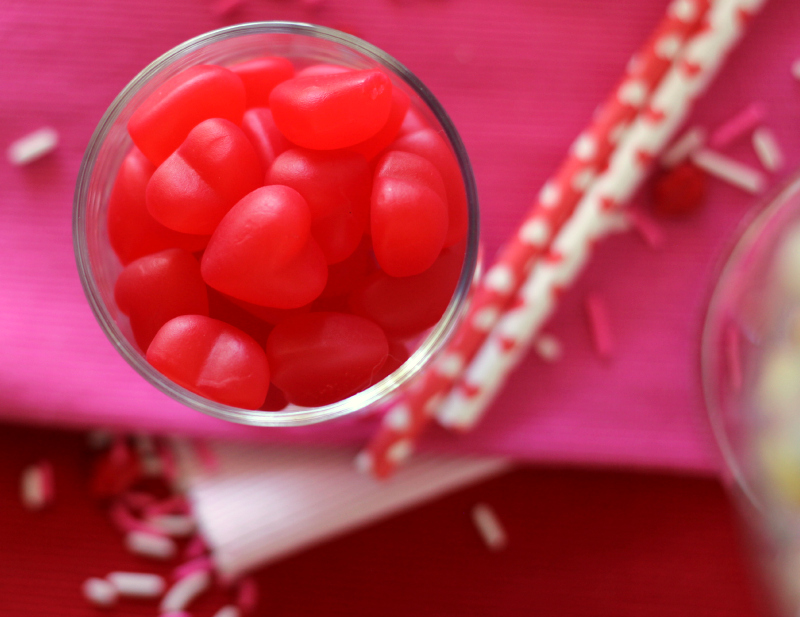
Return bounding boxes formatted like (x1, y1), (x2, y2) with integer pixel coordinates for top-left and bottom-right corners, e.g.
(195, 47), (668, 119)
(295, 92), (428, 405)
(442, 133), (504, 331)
(269, 69), (392, 150)
(114, 248), (209, 351)
(108, 147), (209, 265)
(295, 64), (351, 78)
(651, 161), (707, 217)
(266, 312), (389, 406)
(201, 185), (328, 308)
(128, 65), (246, 166)
(320, 236), (375, 299)
(146, 118), (263, 235)
(391, 128), (469, 247)
(147, 315), (270, 409)
(241, 108), (291, 171)
(267, 148), (371, 264)
(348, 85), (410, 161)
(371, 151), (449, 277)
(398, 105), (429, 136)
(229, 56), (295, 108)
(348, 246), (463, 338)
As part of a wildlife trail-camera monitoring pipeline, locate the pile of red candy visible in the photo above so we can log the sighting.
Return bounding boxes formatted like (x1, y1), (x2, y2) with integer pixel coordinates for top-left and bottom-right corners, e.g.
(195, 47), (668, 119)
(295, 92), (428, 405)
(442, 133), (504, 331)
(107, 57), (469, 410)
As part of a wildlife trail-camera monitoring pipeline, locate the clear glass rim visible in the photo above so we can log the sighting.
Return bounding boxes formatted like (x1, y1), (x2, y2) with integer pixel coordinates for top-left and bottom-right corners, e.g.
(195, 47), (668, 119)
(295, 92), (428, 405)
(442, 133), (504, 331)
(701, 170), (800, 511)
(73, 21), (480, 427)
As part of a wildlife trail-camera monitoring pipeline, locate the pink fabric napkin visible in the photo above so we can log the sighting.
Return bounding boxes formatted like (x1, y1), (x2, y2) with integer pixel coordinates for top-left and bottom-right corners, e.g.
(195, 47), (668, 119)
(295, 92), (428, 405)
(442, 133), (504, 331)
(1, 0), (799, 472)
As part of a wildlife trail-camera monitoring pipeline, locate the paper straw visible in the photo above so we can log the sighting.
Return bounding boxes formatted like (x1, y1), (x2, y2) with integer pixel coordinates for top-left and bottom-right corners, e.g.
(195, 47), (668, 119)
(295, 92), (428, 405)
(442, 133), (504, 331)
(437, 0), (768, 432)
(360, 0), (713, 479)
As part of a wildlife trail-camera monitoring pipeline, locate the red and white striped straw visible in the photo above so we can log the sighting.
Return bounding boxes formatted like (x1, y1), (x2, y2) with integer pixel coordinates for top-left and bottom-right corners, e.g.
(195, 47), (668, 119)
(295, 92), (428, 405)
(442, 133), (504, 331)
(359, 0), (713, 479)
(436, 0), (768, 432)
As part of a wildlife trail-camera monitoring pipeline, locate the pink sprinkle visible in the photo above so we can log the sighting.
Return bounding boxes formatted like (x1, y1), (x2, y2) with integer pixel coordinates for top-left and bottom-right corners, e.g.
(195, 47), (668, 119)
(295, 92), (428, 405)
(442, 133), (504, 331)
(211, 0), (244, 15)
(144, 494), (190, 517)
(184, 534), (208, 560)
(585, 293), (614, 359)
(725, 323), (743, 393)
(172, 555), (213, 581)
(109, 501), (161, 535)
(627, 208), (665, 250)
(192, 440), (219, 474)
(710, 102), (766, 148)
(236, 577), (259, 614)
(157, 440), (178, 483)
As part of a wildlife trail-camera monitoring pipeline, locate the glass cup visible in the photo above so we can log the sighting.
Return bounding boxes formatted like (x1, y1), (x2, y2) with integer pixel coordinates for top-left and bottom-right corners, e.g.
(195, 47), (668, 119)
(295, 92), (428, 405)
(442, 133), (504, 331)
(74, 22), (479, 427)
(703, 171), (800, 616)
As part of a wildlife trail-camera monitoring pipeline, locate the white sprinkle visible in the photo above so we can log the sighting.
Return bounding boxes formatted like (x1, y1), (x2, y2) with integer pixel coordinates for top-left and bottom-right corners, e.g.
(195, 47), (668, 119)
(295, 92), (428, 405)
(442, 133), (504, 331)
(471, 503), (508, 551)
(214, 606), (242, 617)
(534, 334), (563, 363)
(20, 465), (46, 511)
(691, 148), (766, 194)
(752, 127), (784, 173)
(107, 572), (166, 598)
(82, 577), (118, 607)
(7, 126), (59, 165)
(792, 58), (800, 81)
(160, 570), (212, 613)
(148, 514), (196, 537)
(125, 530), (177, 560)
(660, 126), (706, 168)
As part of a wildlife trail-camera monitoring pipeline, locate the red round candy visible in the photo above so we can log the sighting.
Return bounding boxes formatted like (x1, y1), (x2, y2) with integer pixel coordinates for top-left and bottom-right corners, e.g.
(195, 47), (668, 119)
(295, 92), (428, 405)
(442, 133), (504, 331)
(201, 185), (328, 308)
(128, 65), (246, 166)
(651, 161), (707, 217)
(371, 176), (448, 277)
(108, 147), (209, 265)
(229, 56), (295, 108)
(146, 118), (263, 235)
(147, 315), (270, 409)
(269, 69), (393, 150)
(114, 248), (209, 351)
(266, 312), (389, 406)
(241, 108), (292, 171)
(348, 246), (463, 338)
(348, 85), (410, 161)
(391, 128), (469, 247)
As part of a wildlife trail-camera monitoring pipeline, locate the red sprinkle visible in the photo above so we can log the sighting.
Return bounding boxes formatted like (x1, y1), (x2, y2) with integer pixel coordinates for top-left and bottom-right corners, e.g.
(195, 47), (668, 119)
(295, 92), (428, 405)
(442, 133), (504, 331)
(650, 161), (706, 217)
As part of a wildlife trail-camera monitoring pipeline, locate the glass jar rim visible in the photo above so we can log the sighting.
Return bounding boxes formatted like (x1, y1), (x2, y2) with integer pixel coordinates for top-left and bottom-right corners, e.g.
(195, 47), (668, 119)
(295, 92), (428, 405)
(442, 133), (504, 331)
(73, 21), (480, 427)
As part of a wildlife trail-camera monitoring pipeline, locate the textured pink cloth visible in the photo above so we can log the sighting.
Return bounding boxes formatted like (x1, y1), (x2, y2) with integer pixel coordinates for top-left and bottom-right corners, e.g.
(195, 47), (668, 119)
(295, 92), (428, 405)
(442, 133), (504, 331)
(1, 0), (799, 472)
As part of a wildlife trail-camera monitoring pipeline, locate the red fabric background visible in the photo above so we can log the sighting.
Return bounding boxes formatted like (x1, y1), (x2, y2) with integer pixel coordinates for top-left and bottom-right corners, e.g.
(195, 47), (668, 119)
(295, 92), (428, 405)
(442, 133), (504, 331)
(0, 424), (770, 616)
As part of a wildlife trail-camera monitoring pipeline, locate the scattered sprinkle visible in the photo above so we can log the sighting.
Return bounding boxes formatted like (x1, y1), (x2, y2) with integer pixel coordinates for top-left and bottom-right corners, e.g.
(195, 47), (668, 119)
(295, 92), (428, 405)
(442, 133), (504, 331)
(710, 102), (766, 148)
(6, 126), (59, 165)
(627, 208), (665, 249)
(660, 126), (706, 168)
(20, 460), (54, 511)
(471, 503), (508, 551)
(82, 577), (118, 607)
(160, 570), (212, 613)
(651, 161), (707, 217)
(107, 571), (166, 598)
(752, 127), (784, 173)
(691, 148), (766, 194)
(585, 293), (614, 359)
(533, 334), (563, 362)
(125, 530), (178, 561)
